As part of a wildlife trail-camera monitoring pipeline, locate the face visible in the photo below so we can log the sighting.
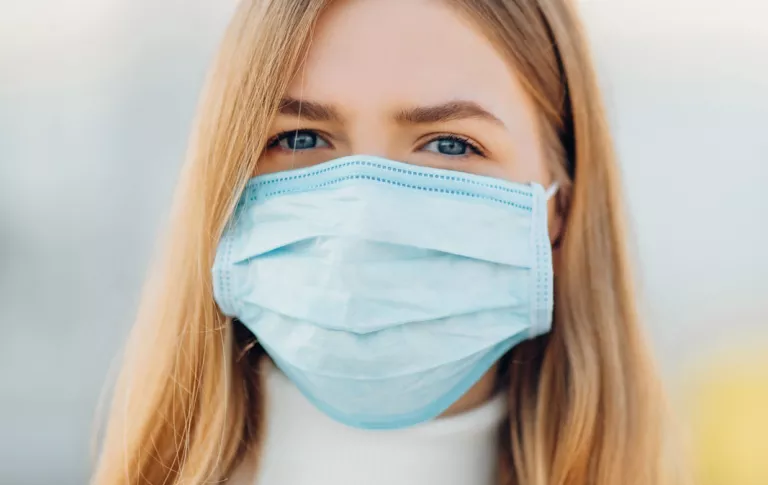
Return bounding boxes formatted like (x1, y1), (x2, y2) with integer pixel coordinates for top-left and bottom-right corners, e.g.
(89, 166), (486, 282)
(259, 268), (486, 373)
(257, 0), (559, 415)
(258, 0), (552, 185)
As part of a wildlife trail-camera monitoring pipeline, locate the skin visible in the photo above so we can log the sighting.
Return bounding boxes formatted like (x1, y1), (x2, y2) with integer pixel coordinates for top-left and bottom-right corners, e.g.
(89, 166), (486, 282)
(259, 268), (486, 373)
(256, 0), (561, 416)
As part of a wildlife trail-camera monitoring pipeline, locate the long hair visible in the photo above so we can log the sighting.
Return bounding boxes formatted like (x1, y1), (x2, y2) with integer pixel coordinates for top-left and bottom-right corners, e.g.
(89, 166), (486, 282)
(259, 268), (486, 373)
(92, 1), (674, 484)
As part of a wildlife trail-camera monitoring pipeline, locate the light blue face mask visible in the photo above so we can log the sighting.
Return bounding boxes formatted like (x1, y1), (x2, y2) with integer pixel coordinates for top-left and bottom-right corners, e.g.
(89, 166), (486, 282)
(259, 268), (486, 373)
(212, 155), (558, 430)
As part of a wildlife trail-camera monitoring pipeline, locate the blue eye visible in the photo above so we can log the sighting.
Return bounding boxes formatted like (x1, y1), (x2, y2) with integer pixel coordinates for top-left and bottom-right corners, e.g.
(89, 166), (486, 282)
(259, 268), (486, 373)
(271, 130), (330, 151)
(422, 136), (481, 157)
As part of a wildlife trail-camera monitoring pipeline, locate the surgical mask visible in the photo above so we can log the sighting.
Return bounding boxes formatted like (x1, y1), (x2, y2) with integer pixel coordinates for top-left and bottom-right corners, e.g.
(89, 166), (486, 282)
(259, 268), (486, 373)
(212, 155), (557, 430)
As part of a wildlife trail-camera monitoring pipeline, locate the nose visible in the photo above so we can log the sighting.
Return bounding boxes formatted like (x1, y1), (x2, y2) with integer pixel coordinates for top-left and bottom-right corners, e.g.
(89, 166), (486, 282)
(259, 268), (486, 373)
(344, 116), (399, 160)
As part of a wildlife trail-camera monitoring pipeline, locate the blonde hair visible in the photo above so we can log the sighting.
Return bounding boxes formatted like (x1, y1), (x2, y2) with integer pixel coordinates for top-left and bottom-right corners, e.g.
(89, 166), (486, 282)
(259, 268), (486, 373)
(92, 1), (676, 484)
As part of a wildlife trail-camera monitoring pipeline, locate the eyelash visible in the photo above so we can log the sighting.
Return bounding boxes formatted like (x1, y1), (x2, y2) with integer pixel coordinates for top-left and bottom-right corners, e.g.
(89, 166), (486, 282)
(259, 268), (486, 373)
(266, 130), (485, 157)
(266, 129), (326, 150)
(431, 134), (484, 156)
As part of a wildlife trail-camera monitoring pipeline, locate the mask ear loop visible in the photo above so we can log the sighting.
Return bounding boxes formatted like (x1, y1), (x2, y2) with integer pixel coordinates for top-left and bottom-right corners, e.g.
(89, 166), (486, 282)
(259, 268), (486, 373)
(545, 182), (560, 200)
(544, 181), (565, 250)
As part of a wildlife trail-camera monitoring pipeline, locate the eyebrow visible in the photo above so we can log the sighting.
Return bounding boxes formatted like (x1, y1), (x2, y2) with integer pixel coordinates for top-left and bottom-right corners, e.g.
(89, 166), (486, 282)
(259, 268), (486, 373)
(277, 97), (505, 127)
(395, 101), (505, 127)
(278, 97), (343, 122)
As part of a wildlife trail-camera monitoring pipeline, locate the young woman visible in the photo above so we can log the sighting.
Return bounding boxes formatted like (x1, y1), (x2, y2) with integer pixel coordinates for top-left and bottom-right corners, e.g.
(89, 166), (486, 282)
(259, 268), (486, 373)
(93, 0), (677, 484)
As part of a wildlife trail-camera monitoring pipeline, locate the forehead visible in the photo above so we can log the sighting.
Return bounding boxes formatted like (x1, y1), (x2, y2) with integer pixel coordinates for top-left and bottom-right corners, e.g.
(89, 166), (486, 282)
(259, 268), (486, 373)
(286, 0), (535, 125)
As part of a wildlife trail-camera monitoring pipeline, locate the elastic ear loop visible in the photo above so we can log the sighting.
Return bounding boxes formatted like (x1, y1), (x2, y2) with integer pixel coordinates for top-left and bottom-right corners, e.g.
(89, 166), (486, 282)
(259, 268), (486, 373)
(545, 182), (560, 200)
(545, 182), (564, 251)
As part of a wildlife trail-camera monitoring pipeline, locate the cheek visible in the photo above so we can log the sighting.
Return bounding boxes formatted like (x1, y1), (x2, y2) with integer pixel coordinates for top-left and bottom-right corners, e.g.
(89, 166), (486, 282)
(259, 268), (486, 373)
(496, 111), (549, 184)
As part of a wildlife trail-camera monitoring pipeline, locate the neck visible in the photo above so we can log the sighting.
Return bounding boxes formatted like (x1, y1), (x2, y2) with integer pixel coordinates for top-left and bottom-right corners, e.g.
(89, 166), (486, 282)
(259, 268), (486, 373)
(229, 361), (508, 485)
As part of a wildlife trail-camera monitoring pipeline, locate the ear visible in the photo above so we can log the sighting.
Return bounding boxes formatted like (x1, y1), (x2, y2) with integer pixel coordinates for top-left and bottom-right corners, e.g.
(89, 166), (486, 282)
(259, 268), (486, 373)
(548, 190), (567, 274)
(548, 193), (565, 245)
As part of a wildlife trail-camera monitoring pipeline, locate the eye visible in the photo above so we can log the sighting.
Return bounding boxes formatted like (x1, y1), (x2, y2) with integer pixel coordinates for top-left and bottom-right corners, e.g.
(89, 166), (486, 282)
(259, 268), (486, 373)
(421, 135), (483, 157)
(268, 130), (331, 151)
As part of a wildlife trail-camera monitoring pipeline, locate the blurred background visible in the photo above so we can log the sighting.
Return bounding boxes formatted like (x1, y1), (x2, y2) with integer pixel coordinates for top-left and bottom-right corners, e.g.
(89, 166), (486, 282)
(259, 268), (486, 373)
(0, 0), (765, 484)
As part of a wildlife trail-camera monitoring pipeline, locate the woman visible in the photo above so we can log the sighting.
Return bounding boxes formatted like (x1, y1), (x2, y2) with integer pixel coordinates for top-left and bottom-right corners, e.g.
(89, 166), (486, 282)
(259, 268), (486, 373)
(93, 0), (677, 484)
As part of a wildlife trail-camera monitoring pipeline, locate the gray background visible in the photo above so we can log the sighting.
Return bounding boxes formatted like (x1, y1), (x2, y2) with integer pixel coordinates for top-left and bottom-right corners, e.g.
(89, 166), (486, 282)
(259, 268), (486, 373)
(1, 0), (766, 483)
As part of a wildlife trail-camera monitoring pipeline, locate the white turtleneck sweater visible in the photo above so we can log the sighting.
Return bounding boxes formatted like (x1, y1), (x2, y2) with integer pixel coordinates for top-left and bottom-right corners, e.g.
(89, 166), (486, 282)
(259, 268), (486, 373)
(227, 364), (506, 485)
